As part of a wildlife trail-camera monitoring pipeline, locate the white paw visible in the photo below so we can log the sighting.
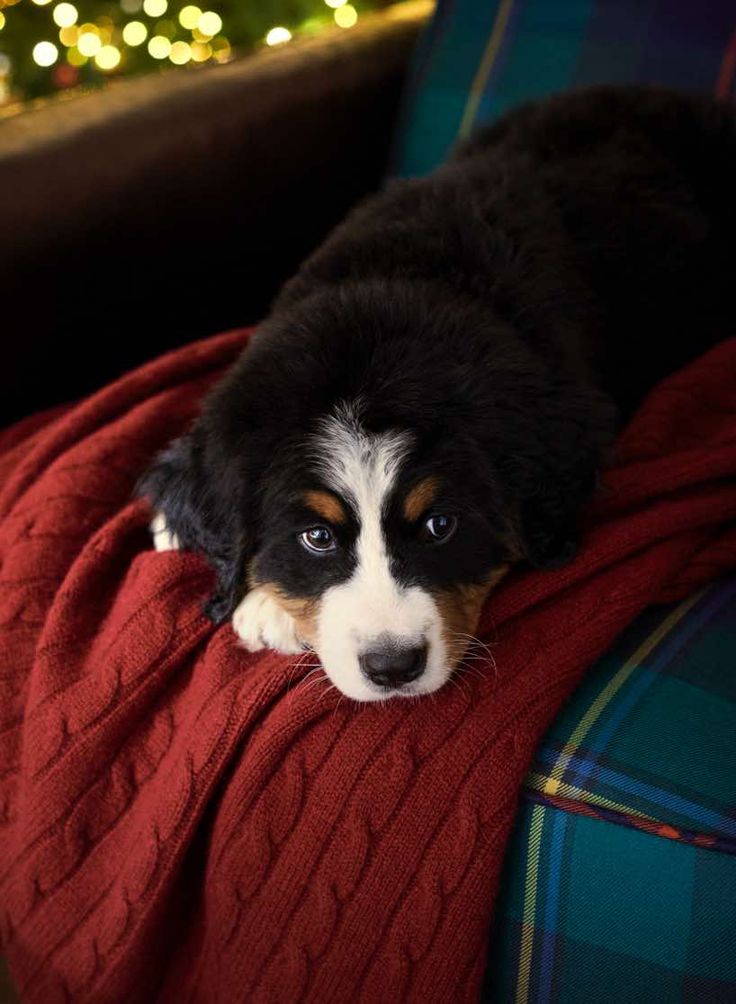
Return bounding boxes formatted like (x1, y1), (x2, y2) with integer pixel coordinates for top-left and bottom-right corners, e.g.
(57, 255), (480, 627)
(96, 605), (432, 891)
(232, 587), (304, 654)
(150, 512), (180, 552)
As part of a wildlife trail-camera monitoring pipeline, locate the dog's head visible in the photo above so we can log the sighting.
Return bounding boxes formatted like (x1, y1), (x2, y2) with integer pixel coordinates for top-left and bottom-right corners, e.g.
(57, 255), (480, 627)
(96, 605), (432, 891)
(141, 283), (616, 700)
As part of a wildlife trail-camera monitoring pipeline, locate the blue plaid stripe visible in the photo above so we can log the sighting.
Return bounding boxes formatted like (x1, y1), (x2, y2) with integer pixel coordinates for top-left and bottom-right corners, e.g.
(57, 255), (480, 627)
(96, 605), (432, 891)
(393, 0), (736, 177)
(484, 576), (736, 1001)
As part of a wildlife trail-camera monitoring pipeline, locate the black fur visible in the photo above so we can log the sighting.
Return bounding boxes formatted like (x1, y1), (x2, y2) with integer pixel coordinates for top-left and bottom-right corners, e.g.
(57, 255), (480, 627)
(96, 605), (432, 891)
(140, 86), (736, 620)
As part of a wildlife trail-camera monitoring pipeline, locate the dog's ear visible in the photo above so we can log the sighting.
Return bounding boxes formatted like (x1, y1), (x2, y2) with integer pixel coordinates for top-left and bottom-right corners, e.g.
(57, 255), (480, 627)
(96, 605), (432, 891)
(504, 380), (617, 570)
(138, 433), (248, 622)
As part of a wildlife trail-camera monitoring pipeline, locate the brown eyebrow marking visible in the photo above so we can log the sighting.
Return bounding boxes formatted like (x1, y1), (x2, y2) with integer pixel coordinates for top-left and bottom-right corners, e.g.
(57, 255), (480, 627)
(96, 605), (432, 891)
(304, 489), (347, 525)
(403, 476), (440, 522)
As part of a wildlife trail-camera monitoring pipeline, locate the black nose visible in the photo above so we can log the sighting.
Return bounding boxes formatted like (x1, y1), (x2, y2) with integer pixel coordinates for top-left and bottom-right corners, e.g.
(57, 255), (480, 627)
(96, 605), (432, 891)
(359, 644), (427, 688)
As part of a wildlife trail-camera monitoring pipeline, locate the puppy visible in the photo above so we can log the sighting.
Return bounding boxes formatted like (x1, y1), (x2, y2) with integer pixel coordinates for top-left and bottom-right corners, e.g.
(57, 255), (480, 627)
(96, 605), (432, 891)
(141, 86), (735, 701)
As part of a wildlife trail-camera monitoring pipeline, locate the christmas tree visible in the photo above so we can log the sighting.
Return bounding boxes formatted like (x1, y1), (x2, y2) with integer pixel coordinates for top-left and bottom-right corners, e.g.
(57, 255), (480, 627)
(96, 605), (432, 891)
(0, 0), (381, 108)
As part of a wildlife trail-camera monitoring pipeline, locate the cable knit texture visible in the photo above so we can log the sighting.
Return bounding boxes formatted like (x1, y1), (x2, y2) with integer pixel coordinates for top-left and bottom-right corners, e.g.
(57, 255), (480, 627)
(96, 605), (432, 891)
(0, 330), (734, 1003)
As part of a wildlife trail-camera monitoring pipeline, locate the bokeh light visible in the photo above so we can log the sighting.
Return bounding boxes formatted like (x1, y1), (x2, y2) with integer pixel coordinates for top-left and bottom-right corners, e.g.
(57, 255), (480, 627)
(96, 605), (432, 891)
(142, 0), (167, 17)
(122, 20), (147, 45)
(334, 4), (357, 27)
(77, 30), (102, 56)
(95, 44), (121, 69)
(58, 25), (79, 45)
(147, 33), (171, 58)
(3, 0), (381, 105)
(211, 35), (230, 61)
(265, 26), (291, 46)
(52, 3), (78, 27)
(32, 41), (58, 65)
(197, 10), (221, 37)
(169, 39), (191, 64)
(189, 40), (210, 61)
(178, 4), (200, 29)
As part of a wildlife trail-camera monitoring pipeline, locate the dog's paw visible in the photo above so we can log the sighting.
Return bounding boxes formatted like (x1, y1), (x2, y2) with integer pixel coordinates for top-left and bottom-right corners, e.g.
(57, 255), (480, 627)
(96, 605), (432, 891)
(232, 587), (305, 654)
(150, 512), (180, 552)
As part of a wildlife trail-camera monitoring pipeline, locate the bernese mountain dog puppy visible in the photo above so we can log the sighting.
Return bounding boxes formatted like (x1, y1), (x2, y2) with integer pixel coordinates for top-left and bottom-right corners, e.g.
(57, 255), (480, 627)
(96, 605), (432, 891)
(141, 86), (735, 702)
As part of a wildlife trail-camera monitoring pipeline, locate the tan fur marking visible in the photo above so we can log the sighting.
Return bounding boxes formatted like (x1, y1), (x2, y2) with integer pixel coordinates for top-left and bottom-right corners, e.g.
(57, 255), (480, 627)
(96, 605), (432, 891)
(259, 582), (320, 646)
(304, 490), (347, 525)
(435, 565), (510, 667)
(403, 476), (440, 522)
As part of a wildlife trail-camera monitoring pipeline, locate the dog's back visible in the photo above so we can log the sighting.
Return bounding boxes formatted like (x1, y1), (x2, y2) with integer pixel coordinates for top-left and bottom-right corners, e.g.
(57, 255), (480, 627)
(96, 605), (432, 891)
(280, 86), (736, 416)
(456, 86), (736, 411)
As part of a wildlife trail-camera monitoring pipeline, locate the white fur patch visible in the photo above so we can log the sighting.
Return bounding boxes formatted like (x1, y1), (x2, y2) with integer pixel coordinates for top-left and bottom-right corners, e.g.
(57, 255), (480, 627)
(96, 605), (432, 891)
(310, 404), (451, 701)
(232, 586), (305, 654)
(150, 512), (180, 552)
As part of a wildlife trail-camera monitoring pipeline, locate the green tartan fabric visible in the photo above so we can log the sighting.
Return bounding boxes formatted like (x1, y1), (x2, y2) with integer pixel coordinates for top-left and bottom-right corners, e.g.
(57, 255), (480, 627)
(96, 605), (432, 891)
(393, 0), (736, 178)
(483, 576), (736, 1002)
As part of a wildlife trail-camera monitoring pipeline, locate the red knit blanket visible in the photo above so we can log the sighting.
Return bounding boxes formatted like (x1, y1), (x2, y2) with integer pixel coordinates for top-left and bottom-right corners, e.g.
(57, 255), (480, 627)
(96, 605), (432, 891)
(1, 331), (734, 1003)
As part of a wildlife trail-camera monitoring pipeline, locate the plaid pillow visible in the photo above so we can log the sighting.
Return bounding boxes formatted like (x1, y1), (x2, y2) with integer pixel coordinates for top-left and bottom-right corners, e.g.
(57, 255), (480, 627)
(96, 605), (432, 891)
(393, 0), (736, 177)
(484, 576), (736, 1002)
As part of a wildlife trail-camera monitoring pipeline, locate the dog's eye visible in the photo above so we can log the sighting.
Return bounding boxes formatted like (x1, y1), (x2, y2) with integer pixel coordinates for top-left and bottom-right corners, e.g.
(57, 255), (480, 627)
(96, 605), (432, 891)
(422, 514), (457, 543)
(299, 526), (336, 553)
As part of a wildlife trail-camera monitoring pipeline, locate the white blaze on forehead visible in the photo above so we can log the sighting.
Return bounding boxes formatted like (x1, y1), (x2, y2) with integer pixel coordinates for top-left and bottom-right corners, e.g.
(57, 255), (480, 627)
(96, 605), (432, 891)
(311, 404), (449, 702)
(313, 403), (412, 533)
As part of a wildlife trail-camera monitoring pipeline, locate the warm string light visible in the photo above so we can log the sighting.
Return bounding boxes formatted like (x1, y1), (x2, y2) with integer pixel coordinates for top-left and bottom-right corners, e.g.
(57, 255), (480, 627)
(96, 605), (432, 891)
(334, 4), (357, 28)
(32, 40), (58, 64)
(147, 33), (170, 58)
(6, 0), (362, 103)
(52, 3), (77, 28)
(178, 4), (200, 29)
(77, 27), (101, 57)
(265, 26), (290, 46)
(95, 44), (121, 69)
(122, 20), (147, 45)
(142, 0), (166, 16)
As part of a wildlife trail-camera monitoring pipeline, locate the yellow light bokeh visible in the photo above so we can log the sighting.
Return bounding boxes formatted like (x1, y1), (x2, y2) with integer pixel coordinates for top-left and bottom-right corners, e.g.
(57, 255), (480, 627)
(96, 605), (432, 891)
(324, 0), (347, 7)
(197, 10), (221, 36)
(334, 3), (357, 27)
(66, 46), (87, 65)
(32, 40), (58, 65)
(59, 25), (79, 45)
(265, 25), (291, 46)
(122, 20), (147, 45)
(142, 0), (167, 17)
(178, 4), (200, 29)
(169, 39), (191, 64)
(0, 11), (5, 30)
(211, 36), (230, 62)
(31, 0), (53, 6)
(147, 34), (171, 58)
(190, 40), (210, 61)
(77, 30), (102, 56)
(95, 44), (121, 69)
(53, 1), (78, 25)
